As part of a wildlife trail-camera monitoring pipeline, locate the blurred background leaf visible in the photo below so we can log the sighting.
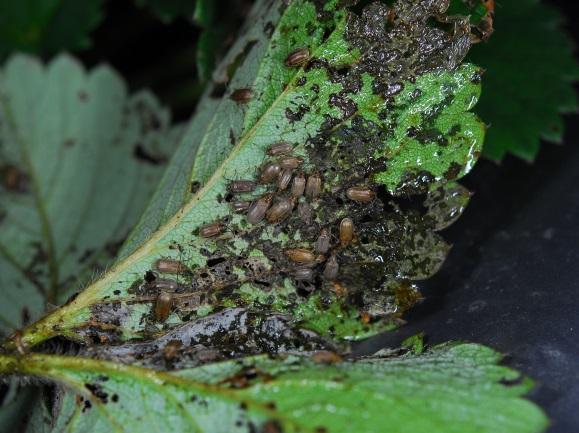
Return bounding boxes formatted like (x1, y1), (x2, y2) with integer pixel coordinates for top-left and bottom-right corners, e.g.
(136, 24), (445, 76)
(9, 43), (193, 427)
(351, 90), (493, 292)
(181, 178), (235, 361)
(0, 0), (104, 59)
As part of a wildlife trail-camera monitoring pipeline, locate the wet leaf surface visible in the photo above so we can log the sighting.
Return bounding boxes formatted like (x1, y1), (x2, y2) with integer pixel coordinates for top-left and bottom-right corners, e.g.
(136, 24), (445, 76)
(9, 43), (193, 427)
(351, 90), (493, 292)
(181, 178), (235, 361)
(0, 344), (548, 433)
(5, 0), (485, 351)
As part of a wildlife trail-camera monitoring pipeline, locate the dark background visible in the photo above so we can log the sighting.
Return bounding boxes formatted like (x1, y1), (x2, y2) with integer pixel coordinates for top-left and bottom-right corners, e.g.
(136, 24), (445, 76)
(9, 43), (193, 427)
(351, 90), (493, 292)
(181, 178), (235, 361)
(355, 2), (579, 432)
(33, 1), (579, 432)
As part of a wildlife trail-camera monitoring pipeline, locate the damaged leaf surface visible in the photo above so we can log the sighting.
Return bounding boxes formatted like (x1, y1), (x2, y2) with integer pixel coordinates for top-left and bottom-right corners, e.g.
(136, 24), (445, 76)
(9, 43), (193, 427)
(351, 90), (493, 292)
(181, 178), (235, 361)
(0, 344), (548, 433)
(10, 0), (485, 349)
(0, 55), (181, 333)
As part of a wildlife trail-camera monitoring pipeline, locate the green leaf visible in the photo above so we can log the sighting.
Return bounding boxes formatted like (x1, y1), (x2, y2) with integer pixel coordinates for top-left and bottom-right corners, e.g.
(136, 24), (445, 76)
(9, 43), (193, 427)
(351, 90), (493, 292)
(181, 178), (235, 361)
(135, 0), (197, 23)
(0, 0), (104, 59)
(0, 54), (181, 333)
(194, 0), (217, 82)
(469, 0), (579, 162)
(0, 344), (548, 433)
(7, 0), (485, 349)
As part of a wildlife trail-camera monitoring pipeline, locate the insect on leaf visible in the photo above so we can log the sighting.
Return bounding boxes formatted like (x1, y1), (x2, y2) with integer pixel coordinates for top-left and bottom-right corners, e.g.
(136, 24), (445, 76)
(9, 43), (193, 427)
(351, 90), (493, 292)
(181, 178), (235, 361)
(9, 0), (484, 350)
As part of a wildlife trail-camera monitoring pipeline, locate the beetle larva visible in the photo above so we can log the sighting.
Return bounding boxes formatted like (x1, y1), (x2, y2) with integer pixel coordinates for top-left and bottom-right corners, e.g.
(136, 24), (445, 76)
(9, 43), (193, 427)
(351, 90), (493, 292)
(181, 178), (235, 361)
(285, 248), (316, 264)
(266, 197), (295, 223)
(228, 180), (256, 193)
(284, 48), (310, 67)
(154, 291), (173, 322)
(339, 217), (354, 247)
(230, 88), (253, 103)
(346, 186), (375, 203)
(259, 162), (281, 184)
(154, 259), (190, 275)
(297, 202), (313, 224)
(315, 228), (331, 253)
(247, 193), (274, 224)
(150, 278), (180, 291)
(279, 157), (302, 170)
(277, 169), (293, 191)
(199, 222), (223, 238)
(311, 350), (342, 364)
(163, 340), (182, 361)
(290, 266), (313, 281)
(305, 173), (322, 199)
(323, 254), (339, 280)
(291, 173), (306, 197)
(267, 141), (293, 156)
(232, 201), (251, 213)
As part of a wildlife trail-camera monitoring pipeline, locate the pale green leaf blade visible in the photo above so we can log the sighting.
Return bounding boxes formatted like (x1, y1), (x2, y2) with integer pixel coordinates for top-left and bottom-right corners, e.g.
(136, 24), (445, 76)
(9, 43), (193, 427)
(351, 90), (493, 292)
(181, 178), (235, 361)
(0, 54), (180, 333)
(1, 344), (548, 433)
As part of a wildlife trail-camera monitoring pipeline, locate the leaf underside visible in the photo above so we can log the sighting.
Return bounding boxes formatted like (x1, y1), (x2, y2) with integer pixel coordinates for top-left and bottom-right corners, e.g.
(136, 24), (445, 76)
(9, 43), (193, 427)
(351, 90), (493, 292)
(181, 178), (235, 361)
(0, 1), (551, 432)
(10, 0), (484, 351)
(0, 344), (548, 433)
(0, 54), (181, 333)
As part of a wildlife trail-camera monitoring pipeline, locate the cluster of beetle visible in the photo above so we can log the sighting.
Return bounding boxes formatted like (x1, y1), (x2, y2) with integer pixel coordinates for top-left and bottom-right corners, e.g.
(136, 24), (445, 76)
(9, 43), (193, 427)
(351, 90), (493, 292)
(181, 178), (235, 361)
(147, 47), (378, 324)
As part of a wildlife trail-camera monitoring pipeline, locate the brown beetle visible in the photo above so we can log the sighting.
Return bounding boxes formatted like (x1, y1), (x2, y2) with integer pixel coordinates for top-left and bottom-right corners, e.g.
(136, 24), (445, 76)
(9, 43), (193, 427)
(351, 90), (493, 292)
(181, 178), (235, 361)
(230, 88), (253, 103)
(199, 222), (223, 238)
(279, 157), (302, 170)
(291, 173), (306, 197)
(228, 180), (256, 193)
(154, 259), (190, 275)
(305, 173), (322, 199)
(154, 291), (173, 322)
(247, 193), (274, 224)
(297, 202), (313, 224)
(346, 186), (375, 203)
(311, 350), (342, 364)
(339, 217), (354, 247)
(315, 228), (331, 254)
(163, 340), (182, 361)
(284, 48), (310, 67)
(266, 197), (295, 223)
(290, 266), (313, 281)
(150, 278), (180, 291)
(259, 162), (281, 184)
(285, 248), (316, 264)
(277, 169), (293, 191)
(323, 254), (339, 280)
(267, 141), (293, 156)
(232, 201), (251, 213)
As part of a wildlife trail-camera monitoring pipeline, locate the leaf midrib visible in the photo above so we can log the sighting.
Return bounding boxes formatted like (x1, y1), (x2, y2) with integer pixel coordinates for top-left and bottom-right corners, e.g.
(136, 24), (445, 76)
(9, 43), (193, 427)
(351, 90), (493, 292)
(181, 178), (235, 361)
(21, 13), (351, 342)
